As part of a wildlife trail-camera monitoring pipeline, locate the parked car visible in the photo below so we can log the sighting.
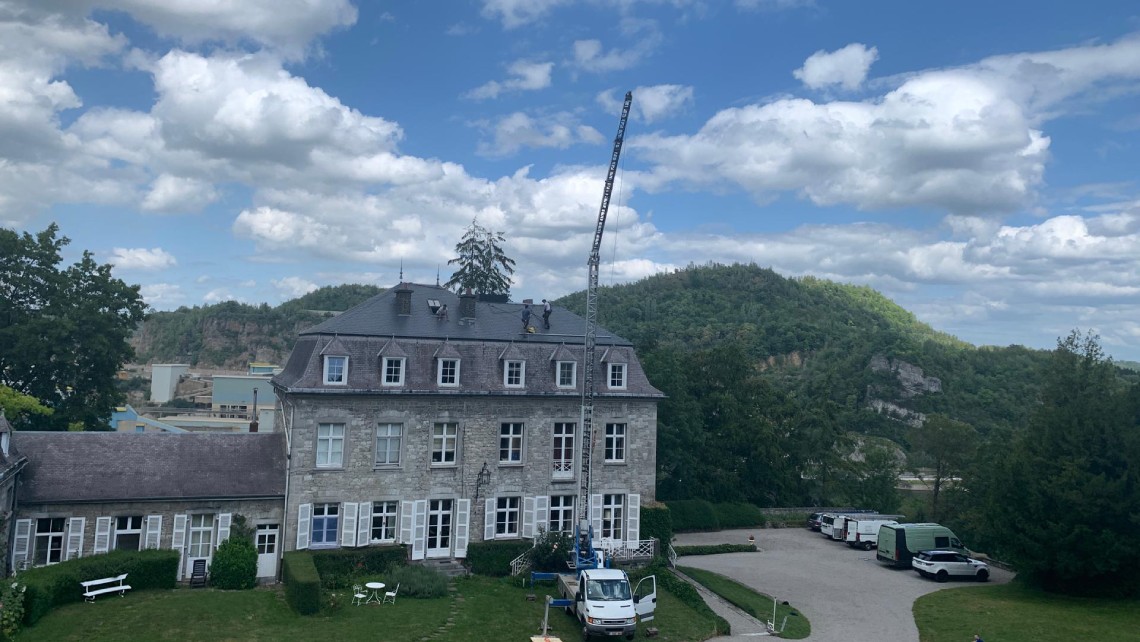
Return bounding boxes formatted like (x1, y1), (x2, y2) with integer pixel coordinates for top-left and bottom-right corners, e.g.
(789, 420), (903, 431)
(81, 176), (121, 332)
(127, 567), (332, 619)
(806, 512), (823, 531)
(911, 550), (989, 582)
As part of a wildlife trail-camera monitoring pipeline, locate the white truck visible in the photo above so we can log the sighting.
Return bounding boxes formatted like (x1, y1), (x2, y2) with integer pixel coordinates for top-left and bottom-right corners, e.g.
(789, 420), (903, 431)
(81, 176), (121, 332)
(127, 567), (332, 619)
(557, 567), (657, 640)
(844, 518), (898, 550)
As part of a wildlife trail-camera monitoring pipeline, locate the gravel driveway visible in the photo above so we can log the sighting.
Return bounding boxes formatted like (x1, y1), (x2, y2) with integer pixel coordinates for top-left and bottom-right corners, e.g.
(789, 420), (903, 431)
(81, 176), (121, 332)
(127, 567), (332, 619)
(675, 528), (1013, 642)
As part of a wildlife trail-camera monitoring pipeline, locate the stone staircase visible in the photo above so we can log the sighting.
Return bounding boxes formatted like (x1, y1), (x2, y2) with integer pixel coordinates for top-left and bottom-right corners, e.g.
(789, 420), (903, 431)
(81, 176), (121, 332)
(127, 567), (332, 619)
(417, 557), (469, 578)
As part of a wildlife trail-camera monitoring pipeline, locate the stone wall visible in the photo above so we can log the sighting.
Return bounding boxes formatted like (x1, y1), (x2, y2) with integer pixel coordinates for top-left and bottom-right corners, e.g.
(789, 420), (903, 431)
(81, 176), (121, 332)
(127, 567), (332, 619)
(282, 393), (657, 553)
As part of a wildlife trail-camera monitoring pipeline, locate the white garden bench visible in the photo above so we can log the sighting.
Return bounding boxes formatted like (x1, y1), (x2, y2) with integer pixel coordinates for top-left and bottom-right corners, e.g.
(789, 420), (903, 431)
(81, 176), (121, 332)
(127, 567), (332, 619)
(81, 573), (132, 602)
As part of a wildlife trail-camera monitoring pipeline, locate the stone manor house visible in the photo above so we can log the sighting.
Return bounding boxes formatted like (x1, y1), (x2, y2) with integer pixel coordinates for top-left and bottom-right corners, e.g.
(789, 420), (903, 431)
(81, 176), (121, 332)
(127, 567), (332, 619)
(3, 283), (661, 578)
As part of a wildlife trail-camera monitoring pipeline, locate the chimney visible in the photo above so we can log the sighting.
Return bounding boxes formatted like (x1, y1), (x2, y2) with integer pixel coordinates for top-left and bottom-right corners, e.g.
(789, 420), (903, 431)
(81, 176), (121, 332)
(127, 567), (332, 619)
(249, 388), (259, 433)
(396, 282), (412, 316)
(459, 288), (476, 320)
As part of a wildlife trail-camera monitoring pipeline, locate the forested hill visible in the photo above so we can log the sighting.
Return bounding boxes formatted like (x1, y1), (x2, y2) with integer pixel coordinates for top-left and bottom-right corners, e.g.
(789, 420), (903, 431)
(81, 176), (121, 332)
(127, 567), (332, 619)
(131, 284), (382, 368)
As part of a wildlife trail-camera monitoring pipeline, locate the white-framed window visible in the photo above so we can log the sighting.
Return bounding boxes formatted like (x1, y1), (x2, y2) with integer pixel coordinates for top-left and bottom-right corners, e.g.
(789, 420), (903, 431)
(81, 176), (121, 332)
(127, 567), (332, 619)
(188, 514), (214, 558)
(324, 355), (347, 385)
(553, 422), (575, 479)
(382, 357), (404, 386)
(602, 494), (624, 540)
(495, 497), (520, 537)
(504, 360), (525, 388)
(33, 517), (65, 566)
(549, 495), (576, 533)
(311, 503), (339, 548)
(371, 501), (398, 543)
(432, 422), (458, 465)
(316, 423), (345, 468)
(557, 361), (576, 388)
(375, 423), (402, 466)
(499, 422), (523, 464)
(608, 363), (627, 389)
(438, 358), (460, 387)
(114, 515), (144, 551)
(604, 423), (626, 463)
(256, 524), (277, 556)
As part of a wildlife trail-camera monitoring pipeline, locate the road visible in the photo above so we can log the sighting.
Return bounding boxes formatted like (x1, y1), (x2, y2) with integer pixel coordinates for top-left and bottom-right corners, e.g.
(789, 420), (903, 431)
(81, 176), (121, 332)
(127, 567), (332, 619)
(674, 528), (1013, 642)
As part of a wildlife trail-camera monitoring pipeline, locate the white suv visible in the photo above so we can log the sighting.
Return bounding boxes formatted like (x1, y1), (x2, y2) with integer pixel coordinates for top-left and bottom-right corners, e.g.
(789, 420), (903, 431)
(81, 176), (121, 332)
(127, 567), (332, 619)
(912, 550), (989, 582)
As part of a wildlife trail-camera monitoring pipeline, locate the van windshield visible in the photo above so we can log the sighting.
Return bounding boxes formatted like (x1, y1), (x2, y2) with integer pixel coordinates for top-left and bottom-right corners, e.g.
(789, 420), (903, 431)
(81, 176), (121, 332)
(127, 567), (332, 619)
(586, 579), (632, 601)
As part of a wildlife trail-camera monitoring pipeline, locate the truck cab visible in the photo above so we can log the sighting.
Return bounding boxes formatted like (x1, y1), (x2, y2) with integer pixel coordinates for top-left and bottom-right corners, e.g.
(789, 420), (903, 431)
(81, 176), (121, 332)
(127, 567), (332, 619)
(559, 567), (656, 640)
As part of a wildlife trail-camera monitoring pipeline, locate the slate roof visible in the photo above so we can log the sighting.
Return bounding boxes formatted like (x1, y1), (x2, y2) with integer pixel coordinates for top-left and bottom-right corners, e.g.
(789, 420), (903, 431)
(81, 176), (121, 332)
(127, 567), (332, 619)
(273, 284), (662, 398)
(15, 432), (286, 504)
(299, 283), (630, 346)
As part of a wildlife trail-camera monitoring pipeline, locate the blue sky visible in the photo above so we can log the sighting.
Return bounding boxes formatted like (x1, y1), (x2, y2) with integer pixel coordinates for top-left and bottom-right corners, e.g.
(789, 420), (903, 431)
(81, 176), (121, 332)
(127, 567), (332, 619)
(4, 1), (1140, 358)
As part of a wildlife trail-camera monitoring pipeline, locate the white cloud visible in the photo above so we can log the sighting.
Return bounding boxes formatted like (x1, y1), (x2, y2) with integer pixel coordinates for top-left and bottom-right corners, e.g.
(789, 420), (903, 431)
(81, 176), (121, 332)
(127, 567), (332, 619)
(572, 19), (662, 73)
(139, 282), (183, 307)
(109, 247), (177, 270)
(141, 174), (218, 212)
(794, 43), (879, 91)
(466, 60), (554, 100)
(203, 288), (238, 303)
(476, 112), (604, 157)
(272, 276), (319, 298)
(598, 85), (693, 123)
(735, 0), (814, 9)
(481, 0), (573, 29)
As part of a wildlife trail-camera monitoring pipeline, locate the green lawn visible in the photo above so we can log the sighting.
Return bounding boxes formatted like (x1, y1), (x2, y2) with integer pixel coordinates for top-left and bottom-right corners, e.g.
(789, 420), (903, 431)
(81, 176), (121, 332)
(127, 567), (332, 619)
(17, 574), (721, 642)
(914, 581), (1140, 642)
(677, 565), (810, 639)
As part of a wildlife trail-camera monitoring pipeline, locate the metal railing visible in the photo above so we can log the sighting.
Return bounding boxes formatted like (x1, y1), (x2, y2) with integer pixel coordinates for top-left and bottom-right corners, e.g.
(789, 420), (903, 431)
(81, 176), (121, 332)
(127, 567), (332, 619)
(667, 543), (677, 569)
(509, 548), (533, 576)
(596, 538), (656, 562)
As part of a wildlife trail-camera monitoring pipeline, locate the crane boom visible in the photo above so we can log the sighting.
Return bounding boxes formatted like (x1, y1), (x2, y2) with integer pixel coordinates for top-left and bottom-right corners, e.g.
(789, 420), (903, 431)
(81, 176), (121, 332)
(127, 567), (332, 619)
(579, 91), (632, 532)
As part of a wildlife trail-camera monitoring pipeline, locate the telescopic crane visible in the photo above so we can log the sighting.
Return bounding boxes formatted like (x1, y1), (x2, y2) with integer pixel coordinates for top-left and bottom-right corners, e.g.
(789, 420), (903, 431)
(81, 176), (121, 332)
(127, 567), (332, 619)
(574, 91), (632, 570)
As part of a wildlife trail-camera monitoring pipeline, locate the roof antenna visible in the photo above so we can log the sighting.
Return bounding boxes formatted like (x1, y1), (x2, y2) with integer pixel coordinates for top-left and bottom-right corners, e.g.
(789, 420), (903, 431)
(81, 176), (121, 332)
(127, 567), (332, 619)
(399, 259), (404, 282)
(436, 264), (440, 287)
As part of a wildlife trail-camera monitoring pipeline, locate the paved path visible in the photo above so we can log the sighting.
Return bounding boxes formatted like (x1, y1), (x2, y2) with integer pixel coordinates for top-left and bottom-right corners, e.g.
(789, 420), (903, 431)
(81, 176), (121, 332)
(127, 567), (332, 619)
(675, 528), (1013, 642)
(672, 568), (772, 639)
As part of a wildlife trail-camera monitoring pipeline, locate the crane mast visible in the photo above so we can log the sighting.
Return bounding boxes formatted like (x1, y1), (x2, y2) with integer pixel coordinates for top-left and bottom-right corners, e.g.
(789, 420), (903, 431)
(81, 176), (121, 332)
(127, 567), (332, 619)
(578, 91), (632, 533)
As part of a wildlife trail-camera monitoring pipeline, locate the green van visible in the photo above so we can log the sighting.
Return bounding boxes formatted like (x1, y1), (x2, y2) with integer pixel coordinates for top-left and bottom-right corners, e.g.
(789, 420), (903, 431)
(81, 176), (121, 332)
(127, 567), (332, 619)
(876, 523), (966, 568)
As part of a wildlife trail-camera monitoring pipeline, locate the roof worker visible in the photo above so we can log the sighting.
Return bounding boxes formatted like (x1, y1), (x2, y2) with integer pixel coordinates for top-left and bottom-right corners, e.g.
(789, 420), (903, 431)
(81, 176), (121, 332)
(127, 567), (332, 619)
(521, 303), (532, 329)
(436, 304), (448, 320)
(542, 299), (552, 329)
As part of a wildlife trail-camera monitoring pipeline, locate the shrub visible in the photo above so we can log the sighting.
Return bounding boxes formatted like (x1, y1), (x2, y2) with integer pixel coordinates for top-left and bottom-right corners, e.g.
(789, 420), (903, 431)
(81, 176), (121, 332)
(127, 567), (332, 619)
(713, 502), (766, 529)
(640, 504), (673, 550)
(530, 530), (572, 573)
(282, 551), (321, 615)
(19, 548), (179, 625)
(466, 540), (532, 577)
(666, 500), (720, 532)
(0, 577), (27, 637)
(210, 537), (257, 590)
(382, 564), (449, 598)
(310, 546), (406, 590)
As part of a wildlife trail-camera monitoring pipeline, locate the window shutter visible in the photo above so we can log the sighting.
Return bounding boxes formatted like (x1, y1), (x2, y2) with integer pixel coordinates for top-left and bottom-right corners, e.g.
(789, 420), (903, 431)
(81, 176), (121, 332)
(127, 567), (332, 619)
(484, 498), (496, 541)
(454, 499), (471, 558)
(65, 517), (86, 561)
(11, 519), (31, 568)
(626, 493), (641, 548)
(171, 514), (187, 581)
(522, 496), (536, 539)
(296, 504), (312, 550)
(93, 516), (112, 554)
(357, 502), (372, 546)
(411, 500), (427, 561)
(145, 514), (163, 549)
(590, 494), (603, 536)
(535, 496), (550, 534)
(216, 513), (232, 547)
(399, 500), (413, 545)
(341, 502), (359, 547)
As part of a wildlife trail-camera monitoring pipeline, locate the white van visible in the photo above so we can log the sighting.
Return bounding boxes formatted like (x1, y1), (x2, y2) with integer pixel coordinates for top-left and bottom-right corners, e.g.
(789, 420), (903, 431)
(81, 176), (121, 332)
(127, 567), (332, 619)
(845, 518), (898, 550)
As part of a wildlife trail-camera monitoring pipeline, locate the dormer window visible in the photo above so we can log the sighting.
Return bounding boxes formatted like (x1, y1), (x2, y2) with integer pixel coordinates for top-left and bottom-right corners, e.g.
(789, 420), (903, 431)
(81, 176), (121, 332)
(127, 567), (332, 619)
(608, 362), (626, 390)
(382, 357), (405, 386)
(324, 355), (347, 385)
(438, 358), (460, 387)
(504, 360), (525, 388)
(557, 361), (576, 389)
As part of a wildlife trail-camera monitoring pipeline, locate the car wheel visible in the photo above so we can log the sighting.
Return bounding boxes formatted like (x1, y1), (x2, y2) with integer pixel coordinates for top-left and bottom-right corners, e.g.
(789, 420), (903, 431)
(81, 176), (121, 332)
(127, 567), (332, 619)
(935, 570), (948, 583)
(977, 569), (989, 582)
(863, 541), (875, 551)
(583, 626), (591, 640)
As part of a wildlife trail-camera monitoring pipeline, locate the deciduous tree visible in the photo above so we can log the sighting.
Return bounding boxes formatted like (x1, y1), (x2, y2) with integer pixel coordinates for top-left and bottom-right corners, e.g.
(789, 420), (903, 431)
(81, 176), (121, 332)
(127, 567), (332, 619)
(0, 224), (146, 430)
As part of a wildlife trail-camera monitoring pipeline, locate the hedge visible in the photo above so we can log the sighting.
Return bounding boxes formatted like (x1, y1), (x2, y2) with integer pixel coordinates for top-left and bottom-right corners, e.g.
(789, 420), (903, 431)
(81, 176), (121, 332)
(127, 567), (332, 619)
(673, 543), (757, 556)
(465, 540), (532, 577)
(640, 504), (673, 550)
(665, 500), (720, 532)
(713, 502), (765, 529)
(18, 549), (179, 625)
(310, 545), (407, 589)
(282, 551), (321, 615)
